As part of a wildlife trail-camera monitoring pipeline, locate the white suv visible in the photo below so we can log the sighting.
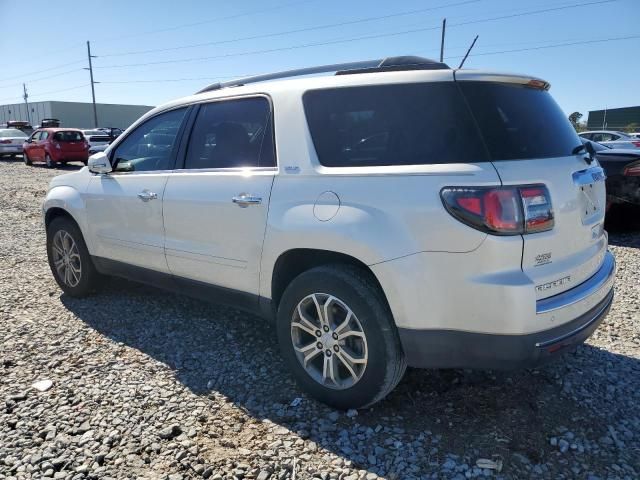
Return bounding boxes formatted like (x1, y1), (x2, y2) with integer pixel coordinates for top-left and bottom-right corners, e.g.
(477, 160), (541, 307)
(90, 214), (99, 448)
(43, 56), (616, 409)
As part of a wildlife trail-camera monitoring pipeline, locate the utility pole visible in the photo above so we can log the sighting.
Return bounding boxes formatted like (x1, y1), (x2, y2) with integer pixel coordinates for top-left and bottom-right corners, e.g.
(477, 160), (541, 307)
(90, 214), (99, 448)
(458, 35), (479, 69)
(85, 41), (99, 128)
(23, 84), (31, 124)
(602, 107), (607, 129)
(439, 18), (446, 63)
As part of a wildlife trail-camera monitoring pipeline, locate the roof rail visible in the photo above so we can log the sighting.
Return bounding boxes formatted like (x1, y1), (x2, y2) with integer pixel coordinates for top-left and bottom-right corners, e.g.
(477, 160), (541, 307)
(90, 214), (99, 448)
(195, 56), (449, 94)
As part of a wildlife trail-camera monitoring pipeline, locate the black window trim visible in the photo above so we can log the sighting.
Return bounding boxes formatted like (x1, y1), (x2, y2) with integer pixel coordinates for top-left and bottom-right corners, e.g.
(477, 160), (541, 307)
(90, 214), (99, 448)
(107, 105), (193, 175)
(174, 93), (277, 172)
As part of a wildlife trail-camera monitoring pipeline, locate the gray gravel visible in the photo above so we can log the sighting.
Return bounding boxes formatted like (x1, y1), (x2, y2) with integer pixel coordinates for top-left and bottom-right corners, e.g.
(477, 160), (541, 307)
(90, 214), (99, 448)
(1, 158), (639, 480)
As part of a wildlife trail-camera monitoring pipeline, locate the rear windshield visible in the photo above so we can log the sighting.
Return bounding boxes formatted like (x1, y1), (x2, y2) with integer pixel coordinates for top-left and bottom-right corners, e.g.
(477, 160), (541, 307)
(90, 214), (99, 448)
(458, 82), (581, 161)
(53, 131), (84, 142)
(83, 130), (104, 136)
(0, 129), (27, 138)
(303, 83), (488, 166)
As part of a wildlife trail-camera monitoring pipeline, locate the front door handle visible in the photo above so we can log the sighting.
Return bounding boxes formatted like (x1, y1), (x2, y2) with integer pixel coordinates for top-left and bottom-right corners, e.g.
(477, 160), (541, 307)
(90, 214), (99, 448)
(137, 190), (158, 202)
(232, 193), (262, 207)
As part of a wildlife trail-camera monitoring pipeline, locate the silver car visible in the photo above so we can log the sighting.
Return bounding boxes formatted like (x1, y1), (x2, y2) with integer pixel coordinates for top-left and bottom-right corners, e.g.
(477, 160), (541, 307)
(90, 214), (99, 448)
(578, 130), (640, 149)
(0, 128), (28, 157)
(80, 129), (112, 154)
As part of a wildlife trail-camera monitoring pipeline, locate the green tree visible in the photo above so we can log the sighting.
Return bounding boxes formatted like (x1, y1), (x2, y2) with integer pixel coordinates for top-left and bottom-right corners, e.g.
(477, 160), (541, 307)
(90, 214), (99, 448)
(623, 122), (638, 133)
(568, 112), (583, 131)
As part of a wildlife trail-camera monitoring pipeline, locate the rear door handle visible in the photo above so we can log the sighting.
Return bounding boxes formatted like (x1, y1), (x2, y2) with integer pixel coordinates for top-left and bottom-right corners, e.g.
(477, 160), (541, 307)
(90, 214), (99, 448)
(232, 193), (262, 207)
(137, 190), (158, 202)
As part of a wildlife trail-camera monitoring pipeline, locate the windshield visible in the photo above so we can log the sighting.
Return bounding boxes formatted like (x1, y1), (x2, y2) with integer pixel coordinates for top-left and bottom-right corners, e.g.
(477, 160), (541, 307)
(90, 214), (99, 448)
(458, 82), (581, 161)
(0, 129), (27, 138)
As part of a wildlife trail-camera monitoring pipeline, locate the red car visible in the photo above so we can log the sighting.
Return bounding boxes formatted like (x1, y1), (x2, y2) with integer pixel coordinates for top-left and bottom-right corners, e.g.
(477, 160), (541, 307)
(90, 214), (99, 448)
(23, 128), (89, 168)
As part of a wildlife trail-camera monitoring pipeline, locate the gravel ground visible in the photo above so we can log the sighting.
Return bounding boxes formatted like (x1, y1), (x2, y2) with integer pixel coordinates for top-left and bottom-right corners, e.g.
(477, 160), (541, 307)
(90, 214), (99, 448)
(1, 158), (638, 480)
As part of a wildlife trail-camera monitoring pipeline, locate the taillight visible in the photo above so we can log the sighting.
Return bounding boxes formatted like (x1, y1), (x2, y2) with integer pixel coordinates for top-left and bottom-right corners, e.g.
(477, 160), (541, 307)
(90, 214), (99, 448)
(441, 185), (554, 235)
(0, 140), (11, 144)
(631, 141), (640, 148)
(624, 162), (640, 176)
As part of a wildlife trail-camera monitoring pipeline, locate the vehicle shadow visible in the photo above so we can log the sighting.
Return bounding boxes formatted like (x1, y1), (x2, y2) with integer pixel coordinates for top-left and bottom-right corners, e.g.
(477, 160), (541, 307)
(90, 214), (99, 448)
(60, 279), (639, 477)
(607, 204), (640, 248)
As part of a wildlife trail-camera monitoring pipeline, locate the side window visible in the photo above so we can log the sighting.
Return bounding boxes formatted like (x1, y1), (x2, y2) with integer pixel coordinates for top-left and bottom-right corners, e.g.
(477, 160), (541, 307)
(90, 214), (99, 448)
(30, 131), (40, 142)
(112, 107), (187, 172)
(184, 97), (274, 169)
(41, 131), (50, 140)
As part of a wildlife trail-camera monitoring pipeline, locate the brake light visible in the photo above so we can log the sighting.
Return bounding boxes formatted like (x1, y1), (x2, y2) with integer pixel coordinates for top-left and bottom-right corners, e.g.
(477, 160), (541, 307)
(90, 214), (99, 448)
(632, 141), (640, 148)
(0, 140), (11, 144)
(441, 185), (554, 235)
(624, 162), (640, 176)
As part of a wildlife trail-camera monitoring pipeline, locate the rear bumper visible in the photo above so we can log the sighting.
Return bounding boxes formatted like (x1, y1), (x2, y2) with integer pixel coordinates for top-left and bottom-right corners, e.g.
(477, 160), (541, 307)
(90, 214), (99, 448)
(397, 251), (616, 369)
(0, 145), (23, 154)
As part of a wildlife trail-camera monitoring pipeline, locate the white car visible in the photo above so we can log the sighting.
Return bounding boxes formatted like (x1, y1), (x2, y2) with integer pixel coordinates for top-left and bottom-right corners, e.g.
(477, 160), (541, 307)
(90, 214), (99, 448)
(578, 130), (640, 149)
(43, 56), (615, 408)
(0, 128), (28, 157)
(81, 129), (113, 154)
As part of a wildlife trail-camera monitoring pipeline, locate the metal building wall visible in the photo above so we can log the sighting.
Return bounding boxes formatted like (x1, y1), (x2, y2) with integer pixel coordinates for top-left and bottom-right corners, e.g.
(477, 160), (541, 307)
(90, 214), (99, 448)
(587, 106), (640, 130)
(0, 101), (153, 129)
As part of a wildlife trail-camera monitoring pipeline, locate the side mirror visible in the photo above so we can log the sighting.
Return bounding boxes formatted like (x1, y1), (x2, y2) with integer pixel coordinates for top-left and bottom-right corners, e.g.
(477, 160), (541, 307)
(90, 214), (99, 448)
(88, 152), (112, 174)
(585, 141), (595, 157)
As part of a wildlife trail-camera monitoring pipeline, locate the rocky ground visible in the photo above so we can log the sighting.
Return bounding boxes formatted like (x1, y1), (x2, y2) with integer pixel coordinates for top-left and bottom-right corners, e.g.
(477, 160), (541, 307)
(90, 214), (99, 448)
(0, 158), (638, 480)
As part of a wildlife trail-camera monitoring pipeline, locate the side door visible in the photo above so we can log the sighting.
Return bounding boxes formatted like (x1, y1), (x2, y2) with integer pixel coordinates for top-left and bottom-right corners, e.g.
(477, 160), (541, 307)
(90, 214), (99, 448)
(163, 96), (276, 296)
(24, 130), (41, 160)
(84, 107), (189, 273)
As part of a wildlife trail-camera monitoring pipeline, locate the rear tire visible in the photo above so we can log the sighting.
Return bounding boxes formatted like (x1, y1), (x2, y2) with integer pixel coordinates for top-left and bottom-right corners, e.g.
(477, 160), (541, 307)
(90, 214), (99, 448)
(23, 152), (32, 165)
(46, 216), (102, 297)
(276, 264), (406, 409)
(45, 154), (56, 169)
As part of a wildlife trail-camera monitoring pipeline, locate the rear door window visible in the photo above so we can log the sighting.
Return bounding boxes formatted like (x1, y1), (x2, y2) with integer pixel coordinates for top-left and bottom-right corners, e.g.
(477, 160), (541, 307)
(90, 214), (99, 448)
(184, 96), (275, 169)
(303, 83), (488, 166)
(458, 81), (581, 161)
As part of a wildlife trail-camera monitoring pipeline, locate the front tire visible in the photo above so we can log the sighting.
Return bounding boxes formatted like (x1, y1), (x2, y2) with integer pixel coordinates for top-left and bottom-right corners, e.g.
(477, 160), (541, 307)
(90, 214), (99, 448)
(23, 151), (32, 165)
(46, 216), (101, 297)
(45, 154), (56, 168)
(276, 265), (406, 409)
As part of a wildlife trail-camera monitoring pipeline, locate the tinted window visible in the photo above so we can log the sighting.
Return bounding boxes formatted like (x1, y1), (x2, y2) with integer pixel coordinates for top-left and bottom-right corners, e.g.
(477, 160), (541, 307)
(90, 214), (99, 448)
(458, 82), (581, 161)
(112, 108), (187, 172)
(53, 131), (83, 142)
(303, 83), (487, 166)
(184, 97), (274, 169)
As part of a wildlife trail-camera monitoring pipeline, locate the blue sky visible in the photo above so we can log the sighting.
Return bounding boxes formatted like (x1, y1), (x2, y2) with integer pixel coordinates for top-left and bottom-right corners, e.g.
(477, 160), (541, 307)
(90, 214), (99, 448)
(0, 0), (638, 120)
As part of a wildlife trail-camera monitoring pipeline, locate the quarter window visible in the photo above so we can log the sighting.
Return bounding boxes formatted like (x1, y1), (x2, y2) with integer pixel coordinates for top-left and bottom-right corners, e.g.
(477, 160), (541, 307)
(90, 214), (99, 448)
(184, 97), (275, 169)
(112, 107), (187, 172)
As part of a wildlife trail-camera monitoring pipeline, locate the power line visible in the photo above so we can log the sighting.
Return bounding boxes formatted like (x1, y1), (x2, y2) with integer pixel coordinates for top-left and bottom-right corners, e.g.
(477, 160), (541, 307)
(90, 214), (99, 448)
(447, 33), (640, 60)
(97, 0), (482, 58)
(93, 33), (639, 87)
(0, 69), (83, 89)
(0, 60), (85, 83)
(0, 84), (90, 104)
(94, 0), (618, 70)
(93, 0), (320, 43)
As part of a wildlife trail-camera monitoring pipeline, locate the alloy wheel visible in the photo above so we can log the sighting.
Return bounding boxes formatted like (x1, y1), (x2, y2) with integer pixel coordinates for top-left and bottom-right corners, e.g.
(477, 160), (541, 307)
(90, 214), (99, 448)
(291, 293), (368, 390)
(51, 230), (82, 287)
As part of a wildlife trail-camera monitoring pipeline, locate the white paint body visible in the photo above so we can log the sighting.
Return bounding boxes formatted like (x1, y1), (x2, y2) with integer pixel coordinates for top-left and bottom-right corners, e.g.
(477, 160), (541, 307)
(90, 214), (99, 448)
(44, 68), (611, 338)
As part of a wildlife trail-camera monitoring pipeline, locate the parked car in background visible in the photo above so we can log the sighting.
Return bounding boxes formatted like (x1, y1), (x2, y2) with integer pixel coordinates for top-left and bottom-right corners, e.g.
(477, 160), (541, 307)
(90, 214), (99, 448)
(581, 138), (640, 210)
(578, 130), (640, 149)
(39, 118), (61, 128)
(42, 57), (616, 408)
(628, 132), (640, 139)
(0, 128), (28, 158)
(81, 129), (113, 154)
(24, 128), (89, 168)
(97, 127), (124, 142)
(2, 121), (33, 135)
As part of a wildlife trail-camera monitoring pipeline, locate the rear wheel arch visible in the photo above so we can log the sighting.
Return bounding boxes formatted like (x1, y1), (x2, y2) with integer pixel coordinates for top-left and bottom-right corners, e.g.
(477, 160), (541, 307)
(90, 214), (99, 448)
(270, 248), (391, 315)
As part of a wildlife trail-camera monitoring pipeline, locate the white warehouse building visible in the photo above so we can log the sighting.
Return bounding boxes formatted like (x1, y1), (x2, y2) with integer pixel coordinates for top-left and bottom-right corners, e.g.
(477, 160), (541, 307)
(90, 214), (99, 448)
(0, 101), (154, 129)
